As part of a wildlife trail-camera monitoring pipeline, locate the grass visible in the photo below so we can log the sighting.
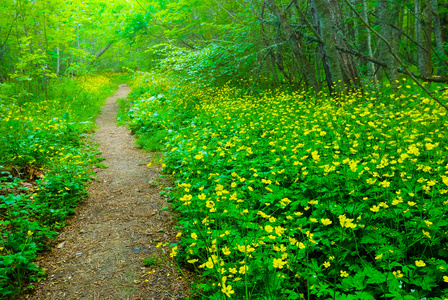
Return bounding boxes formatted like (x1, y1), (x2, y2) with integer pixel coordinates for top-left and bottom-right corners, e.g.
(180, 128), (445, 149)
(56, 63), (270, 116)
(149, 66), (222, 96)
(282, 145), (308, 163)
(121, 71), (448, 300)
(0, 72), (127, 298)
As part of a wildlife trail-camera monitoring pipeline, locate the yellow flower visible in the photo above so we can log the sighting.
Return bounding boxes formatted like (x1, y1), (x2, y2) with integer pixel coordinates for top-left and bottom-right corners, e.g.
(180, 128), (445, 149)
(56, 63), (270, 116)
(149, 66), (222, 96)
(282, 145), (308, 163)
(180, 194), (193, 201)
(221, 280), (234, 297)
(280, 198), (291, 207)
(338, 214), (357, 229)
(366, 178), (377, 185)
(239, 265), (248, 274)
(187, 259), (198, 264)
(422, 230), (431, 239)
(323, 261), (331, 268)
(443, 276), (448, 283)
(370, 205), (380, 212)
(415, 260), (426, 267)
(379, 180), (391, 188)
(205, 257), (214, 269)
(340, 270), (349, 277)
(194, 154), (203, 160)
(274, 226), (286, 236)
(321, 218), (332, 226)
(393, 270), (403, 278)
(222, 247), (231, 255)
(273, 258), (287, 269)
(375, 254), (383, 260)
(191, 233), (198, 240)
(265, 225), (273, 233)
(170, 246), (178, 258)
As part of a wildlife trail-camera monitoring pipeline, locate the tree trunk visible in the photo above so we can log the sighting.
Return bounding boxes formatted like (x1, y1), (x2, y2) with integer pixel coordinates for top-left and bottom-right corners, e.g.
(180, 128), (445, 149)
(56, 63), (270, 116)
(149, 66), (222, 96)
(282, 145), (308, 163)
(329, 0), (360, 88)
(312, 0), (344, 92)
(265, 0), (320, 92)
(432, 0), (446, 74)
(310, 0), (334, 92)
(260, 3), (292, 84)
(378, 0), (399, 87)
(416, 0), (432, 78)
(424, 0), (433, 77)
(362, 0), (376, 80)
(314, 0), (345, 92)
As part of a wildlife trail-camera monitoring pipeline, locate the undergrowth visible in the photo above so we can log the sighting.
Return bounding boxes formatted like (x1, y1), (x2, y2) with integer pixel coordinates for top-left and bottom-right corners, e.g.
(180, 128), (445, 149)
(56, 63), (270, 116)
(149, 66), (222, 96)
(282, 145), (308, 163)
(122, 71), (448, 299)
(0, 73), (127, 298)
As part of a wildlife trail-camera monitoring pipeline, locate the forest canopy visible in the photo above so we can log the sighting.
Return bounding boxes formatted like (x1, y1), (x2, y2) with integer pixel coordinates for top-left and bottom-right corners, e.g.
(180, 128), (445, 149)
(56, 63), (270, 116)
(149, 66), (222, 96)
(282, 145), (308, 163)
(2, 0), (448, 96)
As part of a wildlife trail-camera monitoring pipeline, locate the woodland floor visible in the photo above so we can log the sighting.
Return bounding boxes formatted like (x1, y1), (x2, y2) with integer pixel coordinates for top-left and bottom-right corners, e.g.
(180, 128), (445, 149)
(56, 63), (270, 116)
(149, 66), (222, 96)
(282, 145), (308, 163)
(18, 84), (190, 300)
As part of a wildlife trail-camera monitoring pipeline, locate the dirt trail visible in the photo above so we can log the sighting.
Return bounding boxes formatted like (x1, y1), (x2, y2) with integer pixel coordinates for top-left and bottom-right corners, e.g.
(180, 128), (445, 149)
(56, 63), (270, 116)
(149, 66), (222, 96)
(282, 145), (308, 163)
(21, 84), (188, 300)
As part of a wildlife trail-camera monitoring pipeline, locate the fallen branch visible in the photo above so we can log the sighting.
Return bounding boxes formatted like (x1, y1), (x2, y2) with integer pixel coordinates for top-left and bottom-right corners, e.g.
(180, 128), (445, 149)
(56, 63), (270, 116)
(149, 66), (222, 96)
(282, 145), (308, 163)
(88, 43), (113, 66)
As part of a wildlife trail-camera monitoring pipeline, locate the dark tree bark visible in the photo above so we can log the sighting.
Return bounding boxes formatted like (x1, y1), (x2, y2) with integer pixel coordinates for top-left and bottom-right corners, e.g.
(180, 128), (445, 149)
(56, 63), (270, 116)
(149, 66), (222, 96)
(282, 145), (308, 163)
(312, 0), (345, 92)
(265, 0), (321, 92)
(378, 0), (399, 87)
(432, 0), (447, 74)
(424, 0), (433, 76)
(328, 0), (360, 88)
(260, 3), (292, 84)
(309, 0), (334, 92)
(416, 0), (432, 78)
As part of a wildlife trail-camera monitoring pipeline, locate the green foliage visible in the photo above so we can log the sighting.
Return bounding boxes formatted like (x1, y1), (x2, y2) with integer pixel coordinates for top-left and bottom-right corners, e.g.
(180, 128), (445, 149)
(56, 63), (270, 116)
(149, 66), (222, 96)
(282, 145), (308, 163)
(124, 72), (448, 299)
(154, 41), (256, 86)
(143, 255), (162, 267)
(0, 73), (119, 298)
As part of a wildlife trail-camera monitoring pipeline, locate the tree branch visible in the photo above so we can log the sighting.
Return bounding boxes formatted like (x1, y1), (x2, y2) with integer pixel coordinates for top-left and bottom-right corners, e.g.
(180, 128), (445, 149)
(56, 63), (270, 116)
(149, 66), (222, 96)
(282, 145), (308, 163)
(343, 0), (448, 111)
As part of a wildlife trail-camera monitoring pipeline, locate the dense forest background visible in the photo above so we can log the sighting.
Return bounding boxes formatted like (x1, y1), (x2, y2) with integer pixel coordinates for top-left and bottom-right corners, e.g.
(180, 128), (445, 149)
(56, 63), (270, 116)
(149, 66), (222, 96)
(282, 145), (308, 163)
(2, 0), (448, 97)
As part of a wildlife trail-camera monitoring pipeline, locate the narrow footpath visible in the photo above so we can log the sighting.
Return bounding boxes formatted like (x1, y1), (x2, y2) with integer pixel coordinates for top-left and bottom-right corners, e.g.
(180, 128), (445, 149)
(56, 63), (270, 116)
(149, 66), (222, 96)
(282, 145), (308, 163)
(21, 84), (189, 300)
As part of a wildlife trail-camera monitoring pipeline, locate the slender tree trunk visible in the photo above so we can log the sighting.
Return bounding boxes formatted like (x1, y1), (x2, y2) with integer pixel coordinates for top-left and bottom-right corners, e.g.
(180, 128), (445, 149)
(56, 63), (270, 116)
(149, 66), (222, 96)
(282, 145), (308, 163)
(424, 0), (433, 77)
(313, 0), (346, 92)
(265, 0), (320, 92)
(56, 46), (60, 75)
(378, 0), (399, 87)
(329, 0), (360, 88)
(432, 0), (446, 74)
(310, 0), (334, 92)
(416, 0), (431, 78)
(362, 0), (376, 80)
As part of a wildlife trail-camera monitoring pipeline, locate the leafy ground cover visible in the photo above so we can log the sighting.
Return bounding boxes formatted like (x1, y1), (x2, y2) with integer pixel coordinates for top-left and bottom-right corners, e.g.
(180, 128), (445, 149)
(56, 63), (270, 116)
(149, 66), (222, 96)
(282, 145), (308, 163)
(122, 71), (448, 300)
(0, 74), (124, 297)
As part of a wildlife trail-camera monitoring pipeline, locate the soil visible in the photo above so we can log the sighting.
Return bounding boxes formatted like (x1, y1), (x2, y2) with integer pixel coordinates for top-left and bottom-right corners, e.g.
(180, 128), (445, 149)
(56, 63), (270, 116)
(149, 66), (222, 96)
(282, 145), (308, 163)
(19, 84), (190, 300)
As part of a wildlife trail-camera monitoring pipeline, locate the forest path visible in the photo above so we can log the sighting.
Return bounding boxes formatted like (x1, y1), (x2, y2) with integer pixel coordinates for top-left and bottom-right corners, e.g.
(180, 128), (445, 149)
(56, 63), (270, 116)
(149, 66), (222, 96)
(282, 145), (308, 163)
(21, 84), (188, 300)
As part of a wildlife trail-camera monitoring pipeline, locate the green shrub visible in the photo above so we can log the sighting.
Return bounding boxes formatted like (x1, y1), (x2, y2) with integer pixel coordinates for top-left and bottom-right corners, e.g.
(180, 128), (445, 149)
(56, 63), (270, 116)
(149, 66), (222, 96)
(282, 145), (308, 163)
(125, 72), (448, 299)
